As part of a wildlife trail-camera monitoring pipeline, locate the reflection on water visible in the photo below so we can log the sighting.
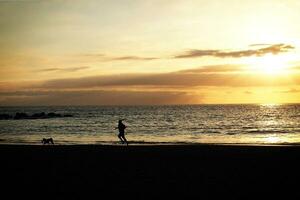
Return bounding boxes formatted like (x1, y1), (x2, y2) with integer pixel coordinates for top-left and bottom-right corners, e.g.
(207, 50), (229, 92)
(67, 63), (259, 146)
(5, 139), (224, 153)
(0, 104), (300, 145)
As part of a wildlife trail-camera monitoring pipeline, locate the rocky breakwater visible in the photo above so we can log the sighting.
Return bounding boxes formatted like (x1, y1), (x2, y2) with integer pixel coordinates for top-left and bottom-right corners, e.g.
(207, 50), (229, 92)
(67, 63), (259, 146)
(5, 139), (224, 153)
(0, 112), (73, 120)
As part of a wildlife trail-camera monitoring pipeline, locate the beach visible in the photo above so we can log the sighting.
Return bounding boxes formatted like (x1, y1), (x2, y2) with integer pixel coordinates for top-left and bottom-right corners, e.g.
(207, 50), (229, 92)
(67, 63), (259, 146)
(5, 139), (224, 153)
(1, 144), (300, 199)
(1, 0), (300, 199)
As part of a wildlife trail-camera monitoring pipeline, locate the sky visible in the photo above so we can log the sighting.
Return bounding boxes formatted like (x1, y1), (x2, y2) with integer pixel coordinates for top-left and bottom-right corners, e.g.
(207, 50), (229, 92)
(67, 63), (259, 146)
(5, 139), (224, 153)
(0, 0), (300, 105)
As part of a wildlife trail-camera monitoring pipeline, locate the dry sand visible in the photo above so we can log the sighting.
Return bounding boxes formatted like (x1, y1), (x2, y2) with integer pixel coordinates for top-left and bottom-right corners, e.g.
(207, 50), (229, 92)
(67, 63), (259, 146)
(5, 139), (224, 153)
(1, 144), (300, 199)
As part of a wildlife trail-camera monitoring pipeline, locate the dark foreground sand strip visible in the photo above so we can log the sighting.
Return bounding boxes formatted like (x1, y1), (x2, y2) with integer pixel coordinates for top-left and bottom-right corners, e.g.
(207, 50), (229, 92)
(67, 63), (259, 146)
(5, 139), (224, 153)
(1, 144), (300, 198)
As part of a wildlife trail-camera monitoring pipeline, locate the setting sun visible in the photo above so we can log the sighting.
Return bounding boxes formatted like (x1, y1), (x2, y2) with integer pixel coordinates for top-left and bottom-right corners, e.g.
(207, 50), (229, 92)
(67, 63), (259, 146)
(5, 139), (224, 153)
(247, 54), (291, 75)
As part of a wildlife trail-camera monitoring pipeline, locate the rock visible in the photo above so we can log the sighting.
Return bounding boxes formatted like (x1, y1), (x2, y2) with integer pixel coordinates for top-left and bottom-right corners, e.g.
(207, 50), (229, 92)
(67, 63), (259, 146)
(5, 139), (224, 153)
(63, 114), (73, 117)
(0, 114), (13, 120)
(32, 112), (46, 119)
(0, 112), (73, 120)
(47, 113), (62, 118)
(14, 112), (29, 120)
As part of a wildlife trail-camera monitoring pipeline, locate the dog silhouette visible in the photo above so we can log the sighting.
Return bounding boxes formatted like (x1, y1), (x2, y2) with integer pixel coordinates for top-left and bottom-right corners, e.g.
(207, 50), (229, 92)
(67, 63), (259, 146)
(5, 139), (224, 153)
(42, 138), (54, 145)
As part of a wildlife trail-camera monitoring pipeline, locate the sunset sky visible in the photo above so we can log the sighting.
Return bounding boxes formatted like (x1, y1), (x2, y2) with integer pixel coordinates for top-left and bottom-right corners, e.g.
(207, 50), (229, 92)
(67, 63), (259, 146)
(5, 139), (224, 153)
(0, 0), (300, 105)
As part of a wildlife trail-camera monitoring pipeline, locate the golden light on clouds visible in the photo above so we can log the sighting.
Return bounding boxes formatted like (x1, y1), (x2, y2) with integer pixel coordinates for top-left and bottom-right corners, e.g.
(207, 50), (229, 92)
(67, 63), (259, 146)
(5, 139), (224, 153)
(0, 0), (300, 105)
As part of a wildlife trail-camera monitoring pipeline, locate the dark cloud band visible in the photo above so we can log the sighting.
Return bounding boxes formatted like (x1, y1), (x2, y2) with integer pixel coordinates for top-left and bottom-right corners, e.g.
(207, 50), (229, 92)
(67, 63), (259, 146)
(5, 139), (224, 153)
(175, 44), (294, 58)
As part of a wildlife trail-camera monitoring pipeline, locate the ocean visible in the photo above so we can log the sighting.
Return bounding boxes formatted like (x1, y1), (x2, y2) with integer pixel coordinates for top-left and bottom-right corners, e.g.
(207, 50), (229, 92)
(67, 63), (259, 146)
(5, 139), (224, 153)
(0, 104), (300, 145)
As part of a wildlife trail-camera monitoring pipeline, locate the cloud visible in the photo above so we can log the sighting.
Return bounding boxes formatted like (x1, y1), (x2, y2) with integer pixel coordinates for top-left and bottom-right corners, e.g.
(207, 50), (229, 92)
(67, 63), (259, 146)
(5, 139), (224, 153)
(82, 53), (158, 61)
(38, 68), (61, 72)
(0, 90), (200, 106)
(175, 50), (219, 58)
(175, 44), (295, 58)
(21, 64), (297, 90)
(38, 66), (90, 73)
(280, 88), (300, 93)
(178, 64), (245, 73)
(1, 64), (300, 105)
(249, 44), (272, 47)
(79, 44), (295, 62)
(1, 64), (299, 95)
(110, 56), (158, 61)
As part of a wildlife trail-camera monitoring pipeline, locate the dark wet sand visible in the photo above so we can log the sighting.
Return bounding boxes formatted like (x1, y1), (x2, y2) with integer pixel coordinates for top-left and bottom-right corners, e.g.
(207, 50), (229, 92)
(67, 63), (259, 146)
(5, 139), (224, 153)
(1, 144), (300, 199)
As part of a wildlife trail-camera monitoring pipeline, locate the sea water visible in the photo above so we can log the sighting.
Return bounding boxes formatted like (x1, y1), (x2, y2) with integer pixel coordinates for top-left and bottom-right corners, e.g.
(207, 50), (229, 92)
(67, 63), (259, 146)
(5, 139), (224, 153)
(0, 104), (300, 145)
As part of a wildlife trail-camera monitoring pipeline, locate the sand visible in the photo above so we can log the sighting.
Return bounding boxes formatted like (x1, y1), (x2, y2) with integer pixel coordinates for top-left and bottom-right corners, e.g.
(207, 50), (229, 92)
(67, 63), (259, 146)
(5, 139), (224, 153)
(1, 144), (300, 199)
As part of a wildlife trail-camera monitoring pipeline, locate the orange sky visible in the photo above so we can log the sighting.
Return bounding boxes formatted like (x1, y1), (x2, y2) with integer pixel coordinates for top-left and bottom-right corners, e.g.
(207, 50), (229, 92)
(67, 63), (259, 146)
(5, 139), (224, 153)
(0, 0), (300, 105)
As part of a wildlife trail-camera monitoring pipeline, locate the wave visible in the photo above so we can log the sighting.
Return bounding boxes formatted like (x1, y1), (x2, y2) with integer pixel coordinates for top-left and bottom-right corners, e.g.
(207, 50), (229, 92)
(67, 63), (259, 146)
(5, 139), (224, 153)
(246, 130), (291, 134)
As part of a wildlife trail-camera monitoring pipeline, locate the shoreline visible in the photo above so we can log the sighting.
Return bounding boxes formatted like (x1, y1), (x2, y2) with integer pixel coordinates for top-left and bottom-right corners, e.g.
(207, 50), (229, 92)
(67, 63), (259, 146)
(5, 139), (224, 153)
(2, 141), (300, 146)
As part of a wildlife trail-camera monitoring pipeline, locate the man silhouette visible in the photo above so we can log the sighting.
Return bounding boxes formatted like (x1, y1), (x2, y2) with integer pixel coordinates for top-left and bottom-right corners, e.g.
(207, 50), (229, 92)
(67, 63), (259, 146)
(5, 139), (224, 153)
(116, 120), (128, 145)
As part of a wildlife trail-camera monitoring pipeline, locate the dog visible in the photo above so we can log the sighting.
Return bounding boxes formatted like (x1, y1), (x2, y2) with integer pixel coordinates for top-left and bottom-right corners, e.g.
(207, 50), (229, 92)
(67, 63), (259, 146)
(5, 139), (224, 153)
(42, 138), (54, 145)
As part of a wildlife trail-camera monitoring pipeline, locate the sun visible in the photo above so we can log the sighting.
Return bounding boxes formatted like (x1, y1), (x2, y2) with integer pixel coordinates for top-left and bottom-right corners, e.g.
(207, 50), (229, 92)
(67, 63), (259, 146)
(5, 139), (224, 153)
(246, 54), (291, 75)
(265, 136), (281, 143)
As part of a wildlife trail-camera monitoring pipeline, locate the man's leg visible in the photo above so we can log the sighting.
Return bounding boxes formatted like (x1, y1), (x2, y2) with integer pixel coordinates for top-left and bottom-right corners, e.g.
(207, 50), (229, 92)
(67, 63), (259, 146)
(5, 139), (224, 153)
(118, 134), (124, 144)
(122, 136), (128, 145)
